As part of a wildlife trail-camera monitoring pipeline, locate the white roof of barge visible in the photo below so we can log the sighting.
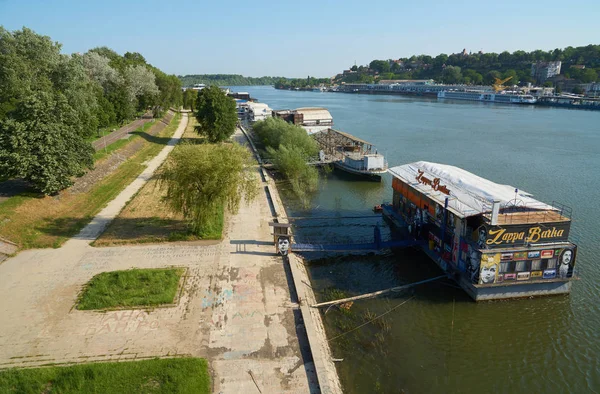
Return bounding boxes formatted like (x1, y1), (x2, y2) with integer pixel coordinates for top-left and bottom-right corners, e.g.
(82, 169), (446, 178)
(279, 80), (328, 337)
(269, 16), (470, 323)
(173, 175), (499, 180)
(388, 161), (556, 218)
(247, 102), (271, 109)
(295, 107), (333, 121)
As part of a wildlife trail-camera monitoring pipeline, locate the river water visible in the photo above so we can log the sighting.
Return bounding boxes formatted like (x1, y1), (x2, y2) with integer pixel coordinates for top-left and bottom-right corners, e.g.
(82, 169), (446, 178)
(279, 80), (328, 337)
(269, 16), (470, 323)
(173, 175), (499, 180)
(233, 86), (600, 393)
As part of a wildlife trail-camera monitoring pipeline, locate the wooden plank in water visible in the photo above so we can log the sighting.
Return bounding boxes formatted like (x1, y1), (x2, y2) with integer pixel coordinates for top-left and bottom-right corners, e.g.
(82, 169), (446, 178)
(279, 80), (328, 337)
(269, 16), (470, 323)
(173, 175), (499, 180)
(310, 275), (447, 308)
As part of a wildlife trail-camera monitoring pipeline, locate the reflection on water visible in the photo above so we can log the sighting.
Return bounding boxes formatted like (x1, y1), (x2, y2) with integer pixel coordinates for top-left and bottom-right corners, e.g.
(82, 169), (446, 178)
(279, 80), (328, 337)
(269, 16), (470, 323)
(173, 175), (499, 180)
(235, 86), (600, 393)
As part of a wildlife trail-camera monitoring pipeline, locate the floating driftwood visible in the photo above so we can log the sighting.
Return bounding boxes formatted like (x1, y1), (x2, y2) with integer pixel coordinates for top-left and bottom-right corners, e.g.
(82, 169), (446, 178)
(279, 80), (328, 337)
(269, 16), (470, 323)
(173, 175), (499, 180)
(311, 275), (447, 308)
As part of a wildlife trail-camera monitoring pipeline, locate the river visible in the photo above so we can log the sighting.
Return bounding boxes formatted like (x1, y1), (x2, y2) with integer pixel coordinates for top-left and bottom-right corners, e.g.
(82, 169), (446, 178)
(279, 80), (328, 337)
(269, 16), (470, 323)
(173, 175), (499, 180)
(231, 86), (600, 393)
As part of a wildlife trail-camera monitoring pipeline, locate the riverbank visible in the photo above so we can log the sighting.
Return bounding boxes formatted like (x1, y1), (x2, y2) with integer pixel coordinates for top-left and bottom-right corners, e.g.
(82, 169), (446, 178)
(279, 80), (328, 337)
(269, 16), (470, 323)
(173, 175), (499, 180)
(239, 124), (343, 393)
(228, 85), (600, 393)
(330, 86), (600, 111)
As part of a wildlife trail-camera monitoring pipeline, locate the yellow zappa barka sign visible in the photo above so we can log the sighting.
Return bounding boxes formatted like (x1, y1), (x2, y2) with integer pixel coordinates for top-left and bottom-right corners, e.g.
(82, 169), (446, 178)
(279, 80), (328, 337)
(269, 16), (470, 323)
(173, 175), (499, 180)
(482, 223), (570, 248)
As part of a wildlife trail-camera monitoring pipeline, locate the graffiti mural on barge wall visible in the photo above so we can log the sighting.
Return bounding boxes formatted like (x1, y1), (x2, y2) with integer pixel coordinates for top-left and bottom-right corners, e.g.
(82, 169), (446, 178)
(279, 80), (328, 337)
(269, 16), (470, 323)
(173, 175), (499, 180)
(479, 253), (500, 285)
(478, 247), (576, 284)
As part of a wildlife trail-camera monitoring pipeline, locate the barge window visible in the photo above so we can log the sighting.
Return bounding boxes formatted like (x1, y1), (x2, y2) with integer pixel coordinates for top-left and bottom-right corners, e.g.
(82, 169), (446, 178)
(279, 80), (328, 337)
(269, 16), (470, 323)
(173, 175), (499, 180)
(500, 261), (515, 273)
(545, 258), (557, 269)
(531, 259), (543, 271)
(516, 260), (531, 272)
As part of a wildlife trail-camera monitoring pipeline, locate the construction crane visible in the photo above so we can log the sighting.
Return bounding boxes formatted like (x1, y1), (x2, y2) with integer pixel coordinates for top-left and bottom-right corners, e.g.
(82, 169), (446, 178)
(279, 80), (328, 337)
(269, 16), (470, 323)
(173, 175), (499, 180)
(493, 76), (513, 92)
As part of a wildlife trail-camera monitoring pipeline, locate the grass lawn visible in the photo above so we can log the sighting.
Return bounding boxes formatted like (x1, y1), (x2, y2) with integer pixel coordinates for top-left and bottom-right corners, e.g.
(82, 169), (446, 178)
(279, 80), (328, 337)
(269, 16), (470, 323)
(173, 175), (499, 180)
(0, 357), (210, 394)
(94, 117), (224, 246)
(77, 268), (184, 310)
(0, 113), (181, 250)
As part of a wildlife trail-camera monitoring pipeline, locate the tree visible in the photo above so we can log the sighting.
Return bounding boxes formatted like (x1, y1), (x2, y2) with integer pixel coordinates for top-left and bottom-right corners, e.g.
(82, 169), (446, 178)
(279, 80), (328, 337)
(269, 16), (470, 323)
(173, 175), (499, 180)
(580, 68), (598, 83)
(153, 70), (182, 115)
(502, 69), (519, 86)
(433, 54), (448, 68)
(182, 89), (197, 110)
(82, 52), (123, 92)
(391, 62), (402, 73)
(442, 66), (462, 84)
(350, 65), (358, 71)
(0, 27), (95, 194)
(462, 69), (483, 85)
(369, 60), (390, 73)
(195, 86), (237, 143)
(484, 70), (502, 85)
(157, 143), (258, 236)
(498, 51), (512, 64)
(572, 86), (584, 95)
(253, 117), (318, 157)
(253, 117), (319, 202)
(124, 64), (159, 111)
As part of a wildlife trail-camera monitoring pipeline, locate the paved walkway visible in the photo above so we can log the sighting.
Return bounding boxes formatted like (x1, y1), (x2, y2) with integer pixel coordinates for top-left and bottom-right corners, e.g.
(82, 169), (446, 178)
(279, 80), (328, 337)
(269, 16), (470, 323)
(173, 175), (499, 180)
(0, 120), (317, 393)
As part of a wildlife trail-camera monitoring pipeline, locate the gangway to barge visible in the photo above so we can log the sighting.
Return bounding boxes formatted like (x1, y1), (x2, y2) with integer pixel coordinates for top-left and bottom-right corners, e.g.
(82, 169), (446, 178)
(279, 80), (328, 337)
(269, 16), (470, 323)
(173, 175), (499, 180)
(291, 224), (425, 252)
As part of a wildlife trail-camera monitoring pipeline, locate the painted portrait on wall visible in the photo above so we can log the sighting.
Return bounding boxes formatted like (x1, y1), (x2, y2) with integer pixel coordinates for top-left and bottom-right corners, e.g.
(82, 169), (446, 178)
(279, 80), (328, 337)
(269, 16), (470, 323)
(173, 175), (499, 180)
(476, 226), (487, 249)
(277, 236), (290, 256)
(558, 248), (576, 279)
(466, 246), (481, 283)
(479, 253), (500, 285)
(435, 204), (443, 222)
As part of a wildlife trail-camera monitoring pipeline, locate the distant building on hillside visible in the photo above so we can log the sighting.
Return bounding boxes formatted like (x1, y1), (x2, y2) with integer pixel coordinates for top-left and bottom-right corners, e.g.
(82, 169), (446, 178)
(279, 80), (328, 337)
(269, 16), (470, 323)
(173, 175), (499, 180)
(531, 61), (562, 83)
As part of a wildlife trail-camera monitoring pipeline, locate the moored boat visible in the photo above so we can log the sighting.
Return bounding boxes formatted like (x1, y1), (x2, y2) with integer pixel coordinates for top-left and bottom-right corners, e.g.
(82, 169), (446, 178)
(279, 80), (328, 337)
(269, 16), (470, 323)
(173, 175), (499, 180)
(438, 90), (537, 104)
(383, 161), (578, 301)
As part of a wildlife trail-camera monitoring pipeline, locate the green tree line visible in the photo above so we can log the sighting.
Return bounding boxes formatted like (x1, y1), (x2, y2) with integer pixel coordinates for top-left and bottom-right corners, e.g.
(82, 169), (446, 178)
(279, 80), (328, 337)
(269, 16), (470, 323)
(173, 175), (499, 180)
(340, 44), (600, 86)
(179, 74), (283, 87)
(0, 27), (182, 194)
(274, 76), (331, 89)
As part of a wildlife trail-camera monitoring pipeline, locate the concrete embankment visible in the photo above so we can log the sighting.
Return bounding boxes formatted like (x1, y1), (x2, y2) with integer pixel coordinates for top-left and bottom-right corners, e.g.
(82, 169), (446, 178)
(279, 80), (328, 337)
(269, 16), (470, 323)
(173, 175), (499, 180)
(239, 124), (343, 394)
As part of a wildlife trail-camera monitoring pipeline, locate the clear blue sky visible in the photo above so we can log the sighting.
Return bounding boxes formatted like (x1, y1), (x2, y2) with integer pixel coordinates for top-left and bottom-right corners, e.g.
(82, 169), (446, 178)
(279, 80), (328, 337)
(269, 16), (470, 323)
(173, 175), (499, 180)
(1, 0), (599, 78)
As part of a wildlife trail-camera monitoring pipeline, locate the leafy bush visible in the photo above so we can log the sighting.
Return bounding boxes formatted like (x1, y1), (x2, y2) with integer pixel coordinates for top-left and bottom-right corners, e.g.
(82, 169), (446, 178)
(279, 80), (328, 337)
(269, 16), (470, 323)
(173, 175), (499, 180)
(157, 143), (258, 235)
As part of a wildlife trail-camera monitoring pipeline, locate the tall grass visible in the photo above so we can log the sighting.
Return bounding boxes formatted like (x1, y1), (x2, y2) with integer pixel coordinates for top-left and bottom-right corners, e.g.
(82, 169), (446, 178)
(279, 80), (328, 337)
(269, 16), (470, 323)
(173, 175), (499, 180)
(77, 268), (183, 310)
(0, 357), (210, 393)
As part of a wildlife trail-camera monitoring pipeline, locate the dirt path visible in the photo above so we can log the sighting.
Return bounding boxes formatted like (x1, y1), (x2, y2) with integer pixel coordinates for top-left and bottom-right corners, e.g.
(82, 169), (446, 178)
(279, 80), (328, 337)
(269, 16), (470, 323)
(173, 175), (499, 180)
(91, 112), (156, 151)
(70, 110), (175, 194)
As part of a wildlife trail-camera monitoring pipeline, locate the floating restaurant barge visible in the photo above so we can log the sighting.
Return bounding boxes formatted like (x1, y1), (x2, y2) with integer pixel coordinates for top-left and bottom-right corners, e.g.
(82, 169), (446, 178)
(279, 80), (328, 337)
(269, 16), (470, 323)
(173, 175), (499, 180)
(383, 161), (577, 301)
(273, 107), (387, 179)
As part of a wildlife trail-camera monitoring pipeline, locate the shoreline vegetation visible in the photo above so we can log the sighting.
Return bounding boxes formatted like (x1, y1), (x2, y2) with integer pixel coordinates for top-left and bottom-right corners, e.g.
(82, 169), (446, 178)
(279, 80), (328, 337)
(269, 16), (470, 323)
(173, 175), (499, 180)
(178, 74), (283, 87)
(252, 117), (321, 204)
(179, 44), (599, 92)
